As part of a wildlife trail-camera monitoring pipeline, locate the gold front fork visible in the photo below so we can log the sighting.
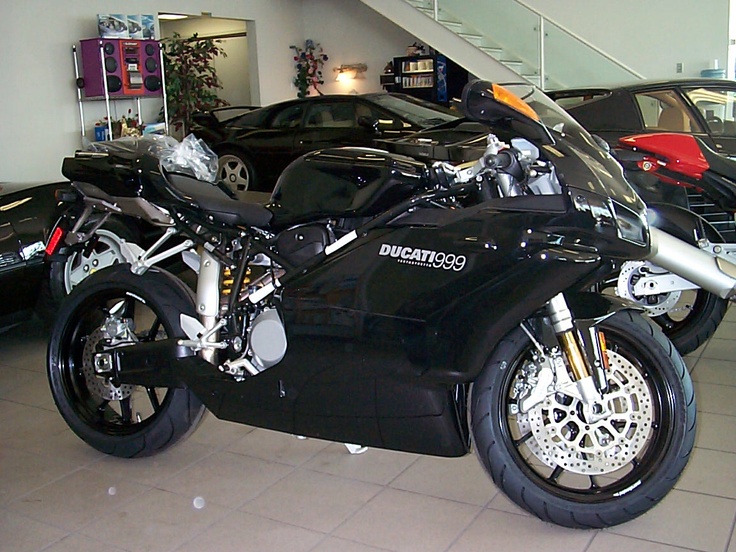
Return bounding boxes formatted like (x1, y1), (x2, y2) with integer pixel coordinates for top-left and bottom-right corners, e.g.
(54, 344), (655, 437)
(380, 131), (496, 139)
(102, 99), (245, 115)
(547, 293), (609, 406)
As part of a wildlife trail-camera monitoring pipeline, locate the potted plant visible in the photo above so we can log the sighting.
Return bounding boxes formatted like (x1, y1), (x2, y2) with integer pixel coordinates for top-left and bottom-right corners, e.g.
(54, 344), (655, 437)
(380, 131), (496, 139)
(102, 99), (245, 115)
(290, 39), (328, 98)
(160, 32), (229, 135)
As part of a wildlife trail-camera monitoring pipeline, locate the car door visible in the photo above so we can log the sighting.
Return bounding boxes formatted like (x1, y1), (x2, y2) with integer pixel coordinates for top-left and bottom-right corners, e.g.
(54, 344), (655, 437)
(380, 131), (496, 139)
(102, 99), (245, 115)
(681, 85), (736, 157)
(0, 184), (55, 319)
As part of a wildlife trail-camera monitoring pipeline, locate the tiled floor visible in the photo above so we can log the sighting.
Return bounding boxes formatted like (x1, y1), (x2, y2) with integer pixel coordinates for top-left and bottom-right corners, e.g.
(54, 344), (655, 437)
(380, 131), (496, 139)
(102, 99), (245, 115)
(1, 309), (736, 552)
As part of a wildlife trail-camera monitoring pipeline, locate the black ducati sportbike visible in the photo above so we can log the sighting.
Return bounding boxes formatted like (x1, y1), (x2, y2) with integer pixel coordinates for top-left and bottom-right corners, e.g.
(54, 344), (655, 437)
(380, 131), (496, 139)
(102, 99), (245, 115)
(46, 81), (695, 529)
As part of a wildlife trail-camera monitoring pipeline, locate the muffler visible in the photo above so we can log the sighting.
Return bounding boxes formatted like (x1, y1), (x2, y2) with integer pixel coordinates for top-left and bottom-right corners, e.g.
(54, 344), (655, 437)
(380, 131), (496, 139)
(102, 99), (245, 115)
(647, 227), (736, 300)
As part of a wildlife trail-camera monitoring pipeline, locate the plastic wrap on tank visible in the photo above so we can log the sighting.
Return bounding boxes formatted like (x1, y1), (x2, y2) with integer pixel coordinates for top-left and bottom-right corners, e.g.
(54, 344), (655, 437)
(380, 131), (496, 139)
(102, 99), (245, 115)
(159, 134), (219, 183)
(84, 134), (219, 183)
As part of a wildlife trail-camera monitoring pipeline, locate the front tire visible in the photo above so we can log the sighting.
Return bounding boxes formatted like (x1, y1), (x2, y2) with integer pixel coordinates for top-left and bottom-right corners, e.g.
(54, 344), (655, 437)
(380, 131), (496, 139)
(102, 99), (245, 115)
(470, 310), (695, 528)
(47, 265), (206, 458)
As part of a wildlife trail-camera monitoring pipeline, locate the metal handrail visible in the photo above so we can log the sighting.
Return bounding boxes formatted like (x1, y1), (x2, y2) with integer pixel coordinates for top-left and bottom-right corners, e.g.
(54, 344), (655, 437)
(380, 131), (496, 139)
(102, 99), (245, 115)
(423, 0), (644, 86)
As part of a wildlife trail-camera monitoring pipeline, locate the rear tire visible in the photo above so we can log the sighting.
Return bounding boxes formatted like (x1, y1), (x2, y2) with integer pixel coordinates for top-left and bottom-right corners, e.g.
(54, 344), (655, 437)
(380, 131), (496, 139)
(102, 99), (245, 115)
(470, 310), (695, 528)
(47, 265), (206, 458)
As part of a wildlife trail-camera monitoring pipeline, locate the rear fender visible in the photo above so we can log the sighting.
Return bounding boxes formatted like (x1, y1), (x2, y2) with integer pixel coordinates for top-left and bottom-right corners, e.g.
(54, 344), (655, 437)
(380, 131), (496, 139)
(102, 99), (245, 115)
(647, 202), (723, 244)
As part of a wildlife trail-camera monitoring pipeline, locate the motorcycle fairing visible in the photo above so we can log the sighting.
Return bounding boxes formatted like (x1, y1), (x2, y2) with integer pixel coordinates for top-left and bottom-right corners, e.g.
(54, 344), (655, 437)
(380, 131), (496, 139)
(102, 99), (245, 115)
(106, 191), (619, 457)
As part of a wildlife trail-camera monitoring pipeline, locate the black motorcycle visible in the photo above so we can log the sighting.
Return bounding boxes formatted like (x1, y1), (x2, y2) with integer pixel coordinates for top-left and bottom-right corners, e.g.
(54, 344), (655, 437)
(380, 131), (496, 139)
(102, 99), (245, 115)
(46, 81), (695, 529)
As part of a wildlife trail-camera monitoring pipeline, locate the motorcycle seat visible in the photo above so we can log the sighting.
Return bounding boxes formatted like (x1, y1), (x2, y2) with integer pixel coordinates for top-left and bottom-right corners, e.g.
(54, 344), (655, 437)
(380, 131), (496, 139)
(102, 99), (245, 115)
(694, 135), (736, 180)
(165, 172), (273, 227)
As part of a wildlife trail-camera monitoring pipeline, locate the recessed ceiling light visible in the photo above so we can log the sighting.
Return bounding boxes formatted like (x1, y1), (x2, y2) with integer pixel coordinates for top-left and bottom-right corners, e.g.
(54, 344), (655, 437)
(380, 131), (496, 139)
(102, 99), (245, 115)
(159, 13), (189, 21)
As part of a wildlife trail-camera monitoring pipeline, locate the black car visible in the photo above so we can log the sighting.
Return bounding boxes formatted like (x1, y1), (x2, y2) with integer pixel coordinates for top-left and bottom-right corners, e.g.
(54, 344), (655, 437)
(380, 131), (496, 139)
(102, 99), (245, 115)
(191, 93), (459, 198)
(547, 78), (736, 156)
(0, 181), (68, 329)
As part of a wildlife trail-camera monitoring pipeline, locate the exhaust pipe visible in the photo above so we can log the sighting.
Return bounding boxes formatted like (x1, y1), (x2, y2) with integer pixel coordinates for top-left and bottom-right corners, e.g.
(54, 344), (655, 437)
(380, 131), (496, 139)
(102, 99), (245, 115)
(647, 227), (736, 300)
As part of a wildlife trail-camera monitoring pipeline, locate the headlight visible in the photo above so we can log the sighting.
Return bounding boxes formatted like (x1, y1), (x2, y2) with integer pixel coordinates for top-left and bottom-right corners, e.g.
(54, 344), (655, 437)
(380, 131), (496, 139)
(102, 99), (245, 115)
(573, 193), (648, 247)
(609, 200), (648, 246)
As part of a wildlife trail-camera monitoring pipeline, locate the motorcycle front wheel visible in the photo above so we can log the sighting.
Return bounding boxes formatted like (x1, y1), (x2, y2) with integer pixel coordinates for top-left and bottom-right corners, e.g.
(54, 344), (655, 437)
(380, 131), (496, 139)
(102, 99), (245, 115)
(47, 265), (206, 458)
(470, 310), (695, 528)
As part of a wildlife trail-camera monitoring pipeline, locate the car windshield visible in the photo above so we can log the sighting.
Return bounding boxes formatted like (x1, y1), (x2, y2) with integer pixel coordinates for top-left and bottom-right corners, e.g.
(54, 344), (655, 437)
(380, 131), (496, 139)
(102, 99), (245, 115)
(501, 83), (604, 155)
(364, 93), (459, 127)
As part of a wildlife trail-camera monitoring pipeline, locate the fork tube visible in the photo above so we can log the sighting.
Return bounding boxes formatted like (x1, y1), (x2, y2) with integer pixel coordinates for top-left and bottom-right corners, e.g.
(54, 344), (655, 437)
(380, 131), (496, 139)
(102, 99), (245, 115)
(197, 249), (221, 364)
(548, 293), (591, 381)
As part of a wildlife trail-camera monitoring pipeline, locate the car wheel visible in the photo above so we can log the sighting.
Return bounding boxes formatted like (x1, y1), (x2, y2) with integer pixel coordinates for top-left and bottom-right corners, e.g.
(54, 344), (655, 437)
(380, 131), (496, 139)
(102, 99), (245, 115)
(218, 151), (257, 200)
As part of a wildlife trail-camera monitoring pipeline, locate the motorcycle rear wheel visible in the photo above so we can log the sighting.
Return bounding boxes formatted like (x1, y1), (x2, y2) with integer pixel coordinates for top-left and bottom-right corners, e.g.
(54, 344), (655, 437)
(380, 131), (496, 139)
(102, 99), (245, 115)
(614, 260), (728, 355)
(470, 310), (695, 528)
(47, 265), (206, 458)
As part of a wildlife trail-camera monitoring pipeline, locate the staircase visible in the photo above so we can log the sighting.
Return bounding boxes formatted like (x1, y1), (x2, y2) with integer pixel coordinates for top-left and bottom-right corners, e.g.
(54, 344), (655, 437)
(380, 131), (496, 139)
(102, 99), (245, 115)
(360, 0), (644, 90)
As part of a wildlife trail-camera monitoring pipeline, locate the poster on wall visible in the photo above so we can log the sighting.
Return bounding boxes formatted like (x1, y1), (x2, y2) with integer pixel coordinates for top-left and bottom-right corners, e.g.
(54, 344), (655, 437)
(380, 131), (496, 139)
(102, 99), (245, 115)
(141, 15), (155, 39)
(98, 14), (128, 38)
(127, 14), (143, 39)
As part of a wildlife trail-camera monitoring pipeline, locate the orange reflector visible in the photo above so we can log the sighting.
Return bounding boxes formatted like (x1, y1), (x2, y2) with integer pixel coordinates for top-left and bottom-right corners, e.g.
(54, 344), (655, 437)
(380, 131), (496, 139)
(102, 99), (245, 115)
(491, 83), (540, 122)
(45, 226), (65, 256)
(598, 331), (610, 370)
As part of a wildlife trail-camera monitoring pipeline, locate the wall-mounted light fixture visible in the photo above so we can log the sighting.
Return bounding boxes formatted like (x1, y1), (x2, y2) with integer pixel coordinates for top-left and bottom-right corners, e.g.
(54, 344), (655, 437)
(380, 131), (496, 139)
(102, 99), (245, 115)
(334, 63), (368, 81)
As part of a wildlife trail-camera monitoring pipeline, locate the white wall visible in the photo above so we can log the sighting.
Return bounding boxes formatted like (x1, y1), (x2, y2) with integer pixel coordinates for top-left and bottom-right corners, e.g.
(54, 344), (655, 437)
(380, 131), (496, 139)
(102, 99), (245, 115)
(521, 0), (731, 80)
(301, 0), (418, 96)
(0, 0), (305, 183)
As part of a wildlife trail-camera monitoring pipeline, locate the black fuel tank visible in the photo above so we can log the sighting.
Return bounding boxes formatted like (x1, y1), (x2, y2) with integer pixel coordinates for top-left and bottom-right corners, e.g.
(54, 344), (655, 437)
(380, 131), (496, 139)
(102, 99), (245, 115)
(267, 148), (428, 228)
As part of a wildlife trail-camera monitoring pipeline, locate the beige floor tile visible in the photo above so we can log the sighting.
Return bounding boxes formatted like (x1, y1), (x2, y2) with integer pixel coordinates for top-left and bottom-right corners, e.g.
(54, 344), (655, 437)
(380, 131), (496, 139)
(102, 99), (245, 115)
(5, 376), (57, 411)
(389, 454), (497, 506)
(730, 523), (736, 552)
(303, 442), (419, 485)
(311, 537), (391, 551)
(587, 531), (701, 552)
(713, 318), (736, 335)
(88, 439), (215, 487)
(691, 357), (736, 386)
(0, 447), (78, 505)
(696, 412), (736, 453)
(700, 336), (736, 362)
(677, 448), (736, 499)
(608, 489), (736, 552)
(12, 427), (106, 466)
(0, 507), (68, 552)
(227, 427), (331, 466)
(0, 335), (47, 372)
(486, 487), (534, 517)
(0, 365), (38, 396)
(241, 469), (382, 533)
(80, 487), (229, 552)
(7, 467), (149, 532)
(334, 488), (480, 552)
(43, 533), (127, 552)
(186, 413), (255, 449)
(447, 509), (593, 552)
(177, 511), (324, 552)
(0, 401), (68, 450)
(695, 381), (736, 417)
(159, 450), (293, 509)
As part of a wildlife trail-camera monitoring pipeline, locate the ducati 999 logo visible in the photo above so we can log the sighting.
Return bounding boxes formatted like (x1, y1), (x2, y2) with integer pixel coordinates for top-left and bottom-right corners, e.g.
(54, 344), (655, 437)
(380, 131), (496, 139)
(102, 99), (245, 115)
(379, 243), (467, 271)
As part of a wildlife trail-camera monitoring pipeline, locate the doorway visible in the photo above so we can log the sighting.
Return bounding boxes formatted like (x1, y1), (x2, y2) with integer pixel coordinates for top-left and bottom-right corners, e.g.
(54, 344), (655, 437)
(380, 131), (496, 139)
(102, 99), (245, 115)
(159, 14), (255, 107)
